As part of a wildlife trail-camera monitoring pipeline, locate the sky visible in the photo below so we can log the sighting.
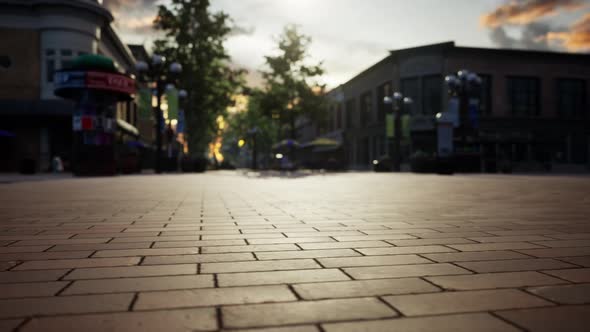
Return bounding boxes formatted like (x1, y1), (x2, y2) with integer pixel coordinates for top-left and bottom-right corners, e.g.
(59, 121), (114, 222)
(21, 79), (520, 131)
(102, 0), (590, 88)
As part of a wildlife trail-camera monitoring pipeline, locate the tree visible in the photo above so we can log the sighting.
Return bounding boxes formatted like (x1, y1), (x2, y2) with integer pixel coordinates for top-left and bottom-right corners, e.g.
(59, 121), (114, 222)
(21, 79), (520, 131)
(152, 0), (244, 157)
(259, 25), (329, 140)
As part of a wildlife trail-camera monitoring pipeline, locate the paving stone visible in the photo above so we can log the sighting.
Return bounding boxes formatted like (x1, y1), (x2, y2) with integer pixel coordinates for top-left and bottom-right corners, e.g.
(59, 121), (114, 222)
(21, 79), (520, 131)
(0, 319), (23, 331)
(135, 285), (297, 310)
(323, 313), (522, 332)
(14, 238), (112, 246)
(426, 271), (566, 290)
(410, 232), (493, 239)
(527, 283), (590, 304)
(201, 244), (299, 254)
(386, 238), (477, 246)
(92, 247), (201, 258)
(63, 275), (214, 295)
(49, 242), (153, 251)
(293, 278), (440, 299)
(255, 249), (359, 260)
(333, 234), (417, 241)
(559, 256), (590, 267)
(383, 289), (553, 316)
(297, 240), (392, 250)
(423, 250), (531, 262)
(0, 270), (69, 283)
(448, 242), (544, 252)
(343, 263), (471, 279)
(222, 297), (396, 328)
(13, 257), (140, 270)
(0, 293), (134, 319)
(497, 305), (590, 332)
(532, 240), (590, 248)
(247, 237), (335, 245)
(318, 254), (431, 268)
(0, 246), (52, 253)
(468, 235), (554, 243)
(201, 259), (320, 273)
(0, 281), (68, 298)
(65, 264), (197, 280)
(20, 308), (217, 332)
(520, 247), (590, 258)
(357, 245), (456, 256)
(218, 269), (350, 287)
(142, 252), (255, 265)
(456, 258), (577, 273)
(227, 326), (319, 332)
(543, 268), (590, 282)
(152, 239), (246, 248)
(0, 251), (94, 262)
(0, 262), (16, 271)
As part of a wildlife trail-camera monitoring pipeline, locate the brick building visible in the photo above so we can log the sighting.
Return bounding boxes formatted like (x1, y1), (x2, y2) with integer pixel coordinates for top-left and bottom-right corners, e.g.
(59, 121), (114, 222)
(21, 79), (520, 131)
(307, 42), (590, 172)
(0, 0), (141, 172)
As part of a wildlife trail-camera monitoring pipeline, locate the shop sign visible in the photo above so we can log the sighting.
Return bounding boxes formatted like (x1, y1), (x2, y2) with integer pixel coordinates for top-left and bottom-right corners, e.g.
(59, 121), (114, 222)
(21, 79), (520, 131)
(86, 71), (136, 95)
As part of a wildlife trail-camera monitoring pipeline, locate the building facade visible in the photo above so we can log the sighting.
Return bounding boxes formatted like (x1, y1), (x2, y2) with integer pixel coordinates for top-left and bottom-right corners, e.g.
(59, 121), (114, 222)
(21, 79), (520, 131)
(310, 42), (590, 171)
(0, 0), (141, 172)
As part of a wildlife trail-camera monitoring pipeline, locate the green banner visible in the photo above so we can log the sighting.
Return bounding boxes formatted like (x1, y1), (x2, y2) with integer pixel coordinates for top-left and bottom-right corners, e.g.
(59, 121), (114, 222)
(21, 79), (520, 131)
(402, 114), (411, 138)
(138, 88), (152, 119)
(166, 88), (179, 120)
(386, 114), (394, 138)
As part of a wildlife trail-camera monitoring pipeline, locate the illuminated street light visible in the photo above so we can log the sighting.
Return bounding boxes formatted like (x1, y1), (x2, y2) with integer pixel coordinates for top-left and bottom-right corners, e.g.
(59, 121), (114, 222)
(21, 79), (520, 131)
(135, 54), (183, 174)
(383, 91), (413, 172)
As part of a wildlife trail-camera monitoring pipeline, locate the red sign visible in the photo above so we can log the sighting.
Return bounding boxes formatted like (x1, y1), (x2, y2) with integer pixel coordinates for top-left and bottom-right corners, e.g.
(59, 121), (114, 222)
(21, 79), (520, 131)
(86, 71), (136, 95)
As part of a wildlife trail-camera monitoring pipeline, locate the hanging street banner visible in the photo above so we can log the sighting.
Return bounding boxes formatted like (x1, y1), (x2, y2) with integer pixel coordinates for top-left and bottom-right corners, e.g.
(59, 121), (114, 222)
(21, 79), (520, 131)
(402, 114), (411, 138)
(138, 88), (152, 119)
(447, 97), (460, 127)
(166, 88), (179, 120)
(386, 113), (394, 138)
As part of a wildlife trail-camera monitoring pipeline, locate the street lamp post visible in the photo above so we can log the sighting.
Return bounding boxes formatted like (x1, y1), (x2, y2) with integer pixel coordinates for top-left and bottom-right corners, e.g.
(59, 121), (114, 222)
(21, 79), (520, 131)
(248, 127), (259, 170)
(384, 92), (413, 172)
(444, 69), (482, 154)
(136, 55), (182, 174)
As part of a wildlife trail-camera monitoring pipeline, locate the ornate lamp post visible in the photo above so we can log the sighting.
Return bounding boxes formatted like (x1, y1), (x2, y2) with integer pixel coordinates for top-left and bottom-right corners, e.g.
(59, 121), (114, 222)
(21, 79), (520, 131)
(444, 69), (482, 153)
(135, 55), (182, 174)
(384, 92), (413, 171)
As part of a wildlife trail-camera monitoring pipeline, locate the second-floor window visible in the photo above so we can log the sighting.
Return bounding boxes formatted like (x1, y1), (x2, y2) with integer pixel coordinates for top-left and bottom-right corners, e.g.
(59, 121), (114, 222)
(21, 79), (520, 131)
(360, 91), (372, 127)
(479, 74), (492, 116)
(401, 77), (420, 115)
(507, 76), (540, 116)
(556, 78), (586, 119)
(422, 75), (442, 115)
(346, 98), (356, 129)
(336, 104), (343, 130)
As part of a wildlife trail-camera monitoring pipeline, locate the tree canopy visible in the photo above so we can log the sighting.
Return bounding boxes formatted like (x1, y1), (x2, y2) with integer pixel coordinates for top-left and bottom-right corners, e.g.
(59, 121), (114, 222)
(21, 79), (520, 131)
(152, 0), (244, 156)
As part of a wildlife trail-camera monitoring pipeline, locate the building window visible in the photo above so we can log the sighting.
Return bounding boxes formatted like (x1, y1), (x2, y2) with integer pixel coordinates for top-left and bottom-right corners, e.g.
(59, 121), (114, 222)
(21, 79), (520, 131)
(401, 77), (420, 115)
(377, 81), (392, 122)
(360, 91), (372, 127)
(422, 75), (442, 115)
(346, 98), (356, 129)
(507, 76), (540, 116)
(60, 49), (73, 57)
(46, 59), (55, 83)
(336, 104), (343, 129)
(556, 78), (586, 118)
(0, 55), (11, 69)
(479, 74), (492, 116)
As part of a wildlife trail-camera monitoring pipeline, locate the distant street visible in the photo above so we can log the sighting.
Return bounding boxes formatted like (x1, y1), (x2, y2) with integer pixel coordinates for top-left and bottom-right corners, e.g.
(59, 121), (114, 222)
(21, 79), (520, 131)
(1, 172), (589, 331)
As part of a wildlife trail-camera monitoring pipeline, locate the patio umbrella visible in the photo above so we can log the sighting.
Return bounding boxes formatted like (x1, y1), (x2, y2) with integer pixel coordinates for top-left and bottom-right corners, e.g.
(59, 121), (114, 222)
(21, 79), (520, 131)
(272, 139), (301, 150)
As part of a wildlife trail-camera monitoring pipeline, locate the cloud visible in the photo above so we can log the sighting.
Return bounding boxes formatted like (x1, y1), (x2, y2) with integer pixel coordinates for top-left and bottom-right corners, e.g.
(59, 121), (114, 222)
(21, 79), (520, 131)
(545, 13), (590, 50)
(481, 0), (590, 52)
(480, 0), (585, 27)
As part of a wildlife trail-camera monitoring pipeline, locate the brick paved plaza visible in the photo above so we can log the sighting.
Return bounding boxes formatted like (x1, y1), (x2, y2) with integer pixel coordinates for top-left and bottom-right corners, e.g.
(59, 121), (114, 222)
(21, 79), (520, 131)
(0, 172), (589, 331)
